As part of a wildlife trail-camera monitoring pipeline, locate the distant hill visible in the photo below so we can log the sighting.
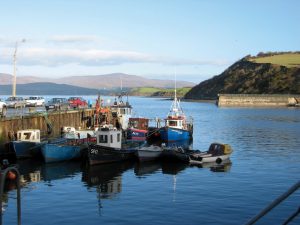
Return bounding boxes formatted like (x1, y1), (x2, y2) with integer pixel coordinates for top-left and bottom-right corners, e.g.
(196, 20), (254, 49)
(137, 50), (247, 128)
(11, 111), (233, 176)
(0, 82), (101, 95)
(184, 52), (300, 100)
(0, 73), (195, 89)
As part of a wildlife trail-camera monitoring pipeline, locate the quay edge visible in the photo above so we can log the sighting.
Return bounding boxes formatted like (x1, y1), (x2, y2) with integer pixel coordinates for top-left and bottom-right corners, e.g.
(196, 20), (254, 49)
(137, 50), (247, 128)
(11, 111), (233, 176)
(217, 94), (300, 107)
(0, 109), (95, 148)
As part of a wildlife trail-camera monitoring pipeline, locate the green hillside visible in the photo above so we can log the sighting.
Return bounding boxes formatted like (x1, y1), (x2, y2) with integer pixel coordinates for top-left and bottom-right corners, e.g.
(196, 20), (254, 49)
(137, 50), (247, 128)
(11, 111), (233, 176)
(249, 52), (300, 67)
(130, 87), (192, 97)
(184, 52), (300, 100)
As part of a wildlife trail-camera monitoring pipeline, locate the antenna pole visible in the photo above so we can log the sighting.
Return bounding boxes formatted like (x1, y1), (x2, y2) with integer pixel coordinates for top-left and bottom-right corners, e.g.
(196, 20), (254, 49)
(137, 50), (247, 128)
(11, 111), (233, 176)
(120, 74), (123, 92)
(174, 67), (177, 101)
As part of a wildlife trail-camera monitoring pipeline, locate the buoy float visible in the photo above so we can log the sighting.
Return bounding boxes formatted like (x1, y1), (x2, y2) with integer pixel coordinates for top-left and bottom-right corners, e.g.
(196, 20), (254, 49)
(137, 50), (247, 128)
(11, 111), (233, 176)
(6, 170), (17, 180)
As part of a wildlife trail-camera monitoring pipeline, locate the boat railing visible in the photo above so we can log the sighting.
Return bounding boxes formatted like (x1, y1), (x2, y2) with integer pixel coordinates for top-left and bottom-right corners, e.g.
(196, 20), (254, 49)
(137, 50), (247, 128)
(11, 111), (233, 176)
(244, 180), (300, 225)
(0, 163), (21, 225)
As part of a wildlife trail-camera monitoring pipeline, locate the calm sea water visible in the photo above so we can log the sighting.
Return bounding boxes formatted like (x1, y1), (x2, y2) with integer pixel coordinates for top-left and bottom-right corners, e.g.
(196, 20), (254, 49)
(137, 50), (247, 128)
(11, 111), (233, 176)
(2, 97), (300, 225)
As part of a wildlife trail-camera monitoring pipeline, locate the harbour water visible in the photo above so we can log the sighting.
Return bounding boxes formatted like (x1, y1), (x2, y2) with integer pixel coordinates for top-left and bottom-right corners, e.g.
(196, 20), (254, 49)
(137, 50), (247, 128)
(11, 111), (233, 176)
(2, 97), (300, 225)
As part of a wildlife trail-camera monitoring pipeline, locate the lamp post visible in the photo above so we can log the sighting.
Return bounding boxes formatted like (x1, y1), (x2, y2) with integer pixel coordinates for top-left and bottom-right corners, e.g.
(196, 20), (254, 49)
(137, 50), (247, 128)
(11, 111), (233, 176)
(12, 39), (25, 97)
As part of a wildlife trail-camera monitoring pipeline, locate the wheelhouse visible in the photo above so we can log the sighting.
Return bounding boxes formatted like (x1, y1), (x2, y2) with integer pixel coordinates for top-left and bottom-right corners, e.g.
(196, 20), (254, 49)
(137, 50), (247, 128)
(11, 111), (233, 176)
(17, 129), (41, 142)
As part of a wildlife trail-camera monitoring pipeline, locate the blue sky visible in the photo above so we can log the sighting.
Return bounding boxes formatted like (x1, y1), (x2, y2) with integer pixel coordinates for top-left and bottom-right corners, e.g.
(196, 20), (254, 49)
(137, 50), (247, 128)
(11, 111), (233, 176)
(0, 0), (299, 83)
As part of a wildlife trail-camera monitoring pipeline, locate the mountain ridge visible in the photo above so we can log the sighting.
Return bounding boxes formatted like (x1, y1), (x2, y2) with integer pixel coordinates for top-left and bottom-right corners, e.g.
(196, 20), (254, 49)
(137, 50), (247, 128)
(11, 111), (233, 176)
(0, 73), (195, 89)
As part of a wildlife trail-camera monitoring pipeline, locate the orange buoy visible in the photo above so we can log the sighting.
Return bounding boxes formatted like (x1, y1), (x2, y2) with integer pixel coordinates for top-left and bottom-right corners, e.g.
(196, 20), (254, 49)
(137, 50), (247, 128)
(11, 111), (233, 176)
(6, 170), (17, 180)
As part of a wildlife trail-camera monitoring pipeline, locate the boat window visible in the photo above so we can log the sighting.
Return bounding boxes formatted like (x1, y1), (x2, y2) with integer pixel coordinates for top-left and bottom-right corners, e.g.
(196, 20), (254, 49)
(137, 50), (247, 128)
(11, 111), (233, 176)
(99, 135), (108, 143)
(23, 132), (32, 140)
(120, 108), (126, 114)
(169, 120), (177, 126)
(36, 132), (40, 140)
(110, 135), (113, 143)
(117, 133), (121, 142)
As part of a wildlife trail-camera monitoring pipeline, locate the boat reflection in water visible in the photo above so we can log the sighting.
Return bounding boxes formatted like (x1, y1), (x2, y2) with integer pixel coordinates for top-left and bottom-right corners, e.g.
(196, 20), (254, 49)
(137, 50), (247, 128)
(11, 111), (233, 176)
(134, 161), (162, 177)
(82, 161), (135, 198)
(41, 161), (82, 182)
(82, 161), (135, 214)
(193, 158), (232, 173)
(3, 159), (83, 192)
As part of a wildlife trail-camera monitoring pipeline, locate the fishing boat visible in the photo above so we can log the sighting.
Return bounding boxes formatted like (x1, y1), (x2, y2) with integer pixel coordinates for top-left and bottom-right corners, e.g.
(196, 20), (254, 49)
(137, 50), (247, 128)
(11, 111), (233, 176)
(7, 129), (44, 159)
(135, 144), (163, 162)
(62, 126), (96, 142)
(41, 138), (88, 163)
(87, 125), (140, 165)
(161, 144), (194, 162)
(189, 143), (233, 165)
(127, 117), (149, 141)
(110, 94), (132, 130)
(158, 87), (193, 144)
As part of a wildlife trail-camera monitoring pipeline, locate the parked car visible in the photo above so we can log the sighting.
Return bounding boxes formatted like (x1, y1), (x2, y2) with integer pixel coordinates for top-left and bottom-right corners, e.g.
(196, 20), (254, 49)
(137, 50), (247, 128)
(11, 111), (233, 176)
(5, 96), (26, 108)
(45, 98), (70, 111)
(25, 96), (45, 107)
(0, 99), (7, 117)
(68, 97), (88, 109)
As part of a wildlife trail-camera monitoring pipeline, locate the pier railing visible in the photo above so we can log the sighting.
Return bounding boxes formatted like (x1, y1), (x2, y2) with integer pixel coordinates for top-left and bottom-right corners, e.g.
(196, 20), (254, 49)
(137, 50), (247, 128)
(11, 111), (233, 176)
(245, 181), (300, 225)
(0, 163), (21, 225)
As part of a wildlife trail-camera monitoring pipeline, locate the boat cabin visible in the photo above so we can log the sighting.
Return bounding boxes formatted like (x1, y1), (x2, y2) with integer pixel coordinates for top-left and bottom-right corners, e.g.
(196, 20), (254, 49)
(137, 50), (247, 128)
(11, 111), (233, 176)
(95, 126), (122, 149)
(129, 118), (149, 130)
(62, 126), (96, 140)
(165, 116), (186, 130)
(111, 101), (132, 130)
(208, 143), (233, 155)
(17, 129), (40, 142)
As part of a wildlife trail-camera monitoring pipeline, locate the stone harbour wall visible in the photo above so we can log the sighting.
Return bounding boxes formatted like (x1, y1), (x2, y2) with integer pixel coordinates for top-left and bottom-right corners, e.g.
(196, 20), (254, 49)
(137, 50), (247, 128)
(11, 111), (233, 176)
(0, 109), (95, 146)
(217, 94), (300, 107)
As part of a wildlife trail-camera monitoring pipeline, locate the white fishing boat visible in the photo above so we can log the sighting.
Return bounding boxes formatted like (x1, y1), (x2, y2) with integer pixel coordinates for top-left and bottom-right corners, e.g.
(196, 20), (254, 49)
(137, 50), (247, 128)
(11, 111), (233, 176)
(189, 143), (233, 165)
(136, 145), (163, 162)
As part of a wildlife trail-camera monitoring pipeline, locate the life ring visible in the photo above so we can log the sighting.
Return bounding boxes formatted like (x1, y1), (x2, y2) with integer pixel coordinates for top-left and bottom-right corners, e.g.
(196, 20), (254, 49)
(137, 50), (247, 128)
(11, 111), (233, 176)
(216, 158), (222, 164)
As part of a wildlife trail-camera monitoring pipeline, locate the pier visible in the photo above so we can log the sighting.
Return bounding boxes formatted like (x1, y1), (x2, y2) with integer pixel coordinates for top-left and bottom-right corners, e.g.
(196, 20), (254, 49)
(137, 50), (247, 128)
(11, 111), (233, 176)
(217, 94), (300, 107)
(0, 108), (95, 147)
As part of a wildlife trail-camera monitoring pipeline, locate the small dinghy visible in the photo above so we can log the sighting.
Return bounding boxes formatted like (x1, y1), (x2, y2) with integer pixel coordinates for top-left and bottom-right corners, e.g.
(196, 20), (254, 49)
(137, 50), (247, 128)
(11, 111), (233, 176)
(189, 143), (233, 165)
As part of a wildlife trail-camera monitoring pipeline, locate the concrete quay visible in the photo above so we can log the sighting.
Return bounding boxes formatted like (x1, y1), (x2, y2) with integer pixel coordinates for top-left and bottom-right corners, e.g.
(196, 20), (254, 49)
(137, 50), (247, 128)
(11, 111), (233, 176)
(217, 94), (300, 107)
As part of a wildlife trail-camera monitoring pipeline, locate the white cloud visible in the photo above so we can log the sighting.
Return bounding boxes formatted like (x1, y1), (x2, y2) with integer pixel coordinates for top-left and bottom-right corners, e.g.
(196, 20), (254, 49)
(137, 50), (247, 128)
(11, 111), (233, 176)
(0, 46), (230, 68)
(49, 35), (101, 44)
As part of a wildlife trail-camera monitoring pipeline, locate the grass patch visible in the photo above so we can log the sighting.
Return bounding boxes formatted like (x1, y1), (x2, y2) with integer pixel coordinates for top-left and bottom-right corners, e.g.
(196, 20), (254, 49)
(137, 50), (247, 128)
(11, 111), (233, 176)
(249, 53), (300, 67)
(130, 87), (192, 96)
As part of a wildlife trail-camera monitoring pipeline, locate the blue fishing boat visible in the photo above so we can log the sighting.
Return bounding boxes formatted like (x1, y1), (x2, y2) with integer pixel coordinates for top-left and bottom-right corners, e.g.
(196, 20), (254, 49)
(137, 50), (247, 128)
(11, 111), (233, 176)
(41, 138), (87, 163)
(8, 129), (44, 159)
(159, 89), (193, 144)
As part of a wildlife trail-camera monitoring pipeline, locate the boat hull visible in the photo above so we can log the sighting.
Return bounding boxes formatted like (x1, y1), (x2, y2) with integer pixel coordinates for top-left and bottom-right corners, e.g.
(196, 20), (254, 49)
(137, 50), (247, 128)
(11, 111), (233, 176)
(10, 141), (43, 159)
(41, 142), (85, 163)
(88, 143), (136, 165)
(189, 154), (231, 165)
(161, 148), (191, 162)
(136, 148), (162, 162)
(159, 127), (192, 143)
(127, 128), (147, 141)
